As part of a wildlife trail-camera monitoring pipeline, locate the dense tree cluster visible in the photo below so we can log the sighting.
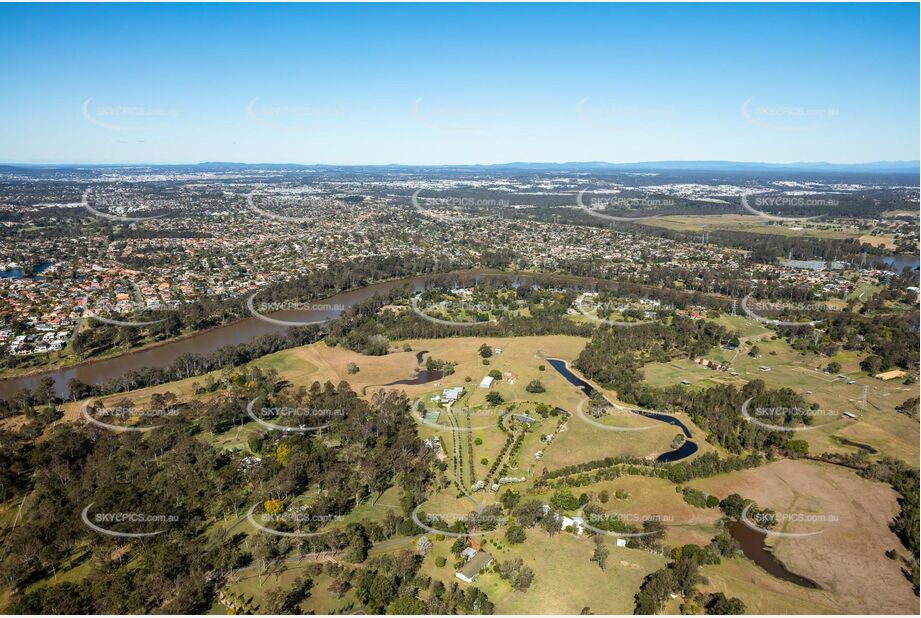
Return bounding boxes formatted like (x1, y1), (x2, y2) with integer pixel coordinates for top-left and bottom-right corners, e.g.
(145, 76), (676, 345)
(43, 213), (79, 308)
(0, 379), (436, 613)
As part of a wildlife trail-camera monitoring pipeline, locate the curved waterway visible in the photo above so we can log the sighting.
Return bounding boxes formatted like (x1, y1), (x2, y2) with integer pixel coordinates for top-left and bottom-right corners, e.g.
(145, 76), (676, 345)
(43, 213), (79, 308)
(545, 358), (699, 462)
(727, 521), (819, 588)
(1, 269), (621, 399)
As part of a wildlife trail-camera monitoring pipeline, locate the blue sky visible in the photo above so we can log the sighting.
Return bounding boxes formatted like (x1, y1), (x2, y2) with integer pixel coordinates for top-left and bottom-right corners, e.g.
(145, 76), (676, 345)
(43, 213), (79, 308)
(0, 2), (918, 165)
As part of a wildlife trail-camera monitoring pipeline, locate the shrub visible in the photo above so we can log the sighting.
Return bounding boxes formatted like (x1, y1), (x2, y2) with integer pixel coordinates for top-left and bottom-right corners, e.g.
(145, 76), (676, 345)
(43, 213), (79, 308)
(525, 379), (546, 393)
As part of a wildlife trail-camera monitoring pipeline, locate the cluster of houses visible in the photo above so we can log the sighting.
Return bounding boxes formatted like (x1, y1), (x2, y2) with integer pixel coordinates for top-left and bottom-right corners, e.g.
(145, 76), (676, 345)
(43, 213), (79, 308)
(1, 323), (71, 355)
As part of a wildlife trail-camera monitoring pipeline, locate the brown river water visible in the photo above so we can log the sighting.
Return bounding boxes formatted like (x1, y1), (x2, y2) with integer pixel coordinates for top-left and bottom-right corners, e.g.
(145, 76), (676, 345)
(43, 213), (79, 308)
(1, 269), (605, 399)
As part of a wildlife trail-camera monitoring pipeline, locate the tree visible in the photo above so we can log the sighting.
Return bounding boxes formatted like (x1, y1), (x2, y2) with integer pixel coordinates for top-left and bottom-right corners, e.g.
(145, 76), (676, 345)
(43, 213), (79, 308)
(485, 391), (504, 405)
(346, 362), (360, 375)
(363, 574), (395, 613)
(590, 536), (609, 571)
(499, 489), (520, 510)
(826, 361), (841, 374)
(748, 345), (761, 358)
(478, 344), (493, 358)
(265, 577), (313, 614)
(712, 533), (740, 557)
(416, 536), (433, 556)
(860, 355), (883, 374)
(387, 596), (427, 614)
(784, 439), (809, 458)
(718, 493), (746, 519)
(329, 578), (351, 598)
(704, 592), (746, 614)
(512, 501), (545, 527)
(598, 490), (610, 504)
(504, 525), (526, 544)
(550, 489), (580, 511)
(525, 379), (545, 393)
(512, 566), (534, 591)
(450, 536), (468, 555)
(541, 513), (563, 536)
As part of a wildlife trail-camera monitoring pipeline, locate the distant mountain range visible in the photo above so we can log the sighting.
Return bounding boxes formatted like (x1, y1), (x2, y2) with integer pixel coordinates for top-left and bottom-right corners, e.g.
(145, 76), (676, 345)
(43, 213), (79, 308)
(2, 160), (919, 174)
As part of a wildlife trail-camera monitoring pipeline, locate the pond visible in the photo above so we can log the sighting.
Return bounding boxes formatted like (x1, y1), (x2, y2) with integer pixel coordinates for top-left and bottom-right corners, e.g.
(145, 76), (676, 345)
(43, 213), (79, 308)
(545, 358), (698, 463)
(727, 521), (819, 588)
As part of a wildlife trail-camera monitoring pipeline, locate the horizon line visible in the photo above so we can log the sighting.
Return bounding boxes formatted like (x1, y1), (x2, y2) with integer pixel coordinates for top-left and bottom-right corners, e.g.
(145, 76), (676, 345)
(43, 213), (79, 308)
(2, 159), (919, 169)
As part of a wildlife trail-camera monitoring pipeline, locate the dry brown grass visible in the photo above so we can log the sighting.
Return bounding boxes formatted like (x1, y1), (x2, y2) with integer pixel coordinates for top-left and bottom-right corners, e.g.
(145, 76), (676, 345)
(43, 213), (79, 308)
(689, 459), (917, 614)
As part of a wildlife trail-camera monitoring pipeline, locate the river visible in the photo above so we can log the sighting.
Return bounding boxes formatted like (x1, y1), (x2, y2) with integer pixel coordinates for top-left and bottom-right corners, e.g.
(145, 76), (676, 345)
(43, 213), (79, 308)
(0, 269), (618, 399)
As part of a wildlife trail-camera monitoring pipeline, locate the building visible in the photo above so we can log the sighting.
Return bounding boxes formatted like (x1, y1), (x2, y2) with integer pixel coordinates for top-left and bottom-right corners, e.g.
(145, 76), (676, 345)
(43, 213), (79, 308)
(560, 515), (585, 535)
(455, 549), (494, 583)
(479, 376), (495, 389)
(441, 387), (464, 402)
(616, 538), (627, 547)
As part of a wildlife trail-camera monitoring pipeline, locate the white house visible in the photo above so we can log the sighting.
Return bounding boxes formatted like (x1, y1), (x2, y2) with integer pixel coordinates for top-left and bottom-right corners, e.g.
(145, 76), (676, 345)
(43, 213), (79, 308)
(479, 376), (494, 389)
(560, 515), (585, 535)
(455, 549), (493, 583)
(442, 387), (464, 403)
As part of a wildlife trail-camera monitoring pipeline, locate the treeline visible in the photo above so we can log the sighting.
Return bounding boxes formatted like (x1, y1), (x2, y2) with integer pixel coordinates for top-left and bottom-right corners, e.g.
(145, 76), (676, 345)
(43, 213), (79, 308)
(574, 317), (731, 396)
(624, 220), (890, 265)
(541, 451), (766, 486)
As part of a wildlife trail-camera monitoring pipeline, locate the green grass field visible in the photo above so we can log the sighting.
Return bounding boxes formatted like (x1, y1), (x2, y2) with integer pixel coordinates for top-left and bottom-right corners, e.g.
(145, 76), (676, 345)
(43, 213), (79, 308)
(415, 529), (667, 614)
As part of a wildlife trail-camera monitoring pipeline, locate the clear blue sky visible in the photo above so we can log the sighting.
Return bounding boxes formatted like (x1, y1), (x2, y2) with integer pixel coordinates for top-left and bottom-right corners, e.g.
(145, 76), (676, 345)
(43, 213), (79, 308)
(0, 2), (917, 165)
